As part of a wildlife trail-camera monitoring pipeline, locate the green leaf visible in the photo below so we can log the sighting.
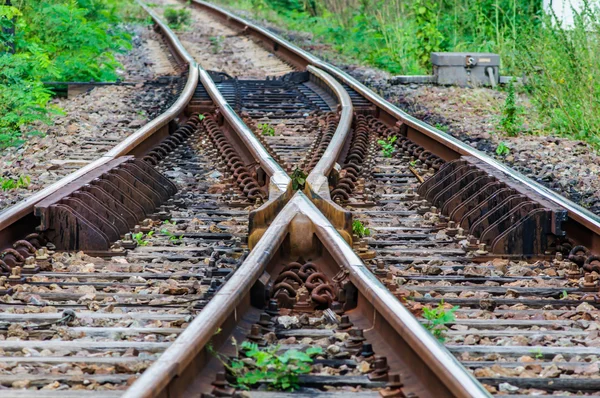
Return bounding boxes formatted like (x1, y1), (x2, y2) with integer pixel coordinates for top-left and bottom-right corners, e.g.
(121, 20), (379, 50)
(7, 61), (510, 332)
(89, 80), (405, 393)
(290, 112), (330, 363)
(230, 360), (245, 370)
(305, 346), (323, 356)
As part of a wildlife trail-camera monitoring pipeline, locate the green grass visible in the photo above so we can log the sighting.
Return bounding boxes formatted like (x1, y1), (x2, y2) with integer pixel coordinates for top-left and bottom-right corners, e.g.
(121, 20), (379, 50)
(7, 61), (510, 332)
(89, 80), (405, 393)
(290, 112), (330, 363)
(214, 0), (600, 149)
(163, 6), (191, 29)
(0, 175), (30, 191)
(352, 219), (371, 238)
(422, 300), (458, 342)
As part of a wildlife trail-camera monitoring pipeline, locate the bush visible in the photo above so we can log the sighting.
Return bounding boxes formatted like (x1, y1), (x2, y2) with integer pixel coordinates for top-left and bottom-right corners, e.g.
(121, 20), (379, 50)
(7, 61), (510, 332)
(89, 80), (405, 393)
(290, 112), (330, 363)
(164, 7), (191, 29)
(0, 0), (141, 150)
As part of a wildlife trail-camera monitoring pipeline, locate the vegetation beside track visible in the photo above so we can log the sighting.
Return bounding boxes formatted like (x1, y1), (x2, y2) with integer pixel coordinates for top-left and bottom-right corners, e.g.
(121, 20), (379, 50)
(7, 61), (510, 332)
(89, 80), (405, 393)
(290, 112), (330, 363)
(213, 0), (600, 148)
(0, 0), (146, 150)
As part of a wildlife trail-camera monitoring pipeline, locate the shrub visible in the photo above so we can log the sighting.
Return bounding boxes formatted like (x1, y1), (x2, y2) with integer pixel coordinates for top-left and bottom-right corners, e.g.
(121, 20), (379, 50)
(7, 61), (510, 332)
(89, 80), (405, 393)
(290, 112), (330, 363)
(498, 80), (523, 137)
(164, 7), (191, 29)
(215, 0), (600, 148)
(0, 0), (140, 150)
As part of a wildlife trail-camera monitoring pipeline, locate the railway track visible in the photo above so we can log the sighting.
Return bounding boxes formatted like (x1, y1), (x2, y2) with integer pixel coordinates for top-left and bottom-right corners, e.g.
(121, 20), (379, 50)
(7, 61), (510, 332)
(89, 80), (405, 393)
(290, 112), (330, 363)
(1, 0), (600, 397)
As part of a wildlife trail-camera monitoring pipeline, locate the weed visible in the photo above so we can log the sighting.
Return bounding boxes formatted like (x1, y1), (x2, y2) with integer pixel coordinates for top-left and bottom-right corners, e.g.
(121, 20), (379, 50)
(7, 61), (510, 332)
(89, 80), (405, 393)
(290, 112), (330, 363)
(377, 135), (397, 158)
(223, 341), (322, 391)
(422, 300), (458, 342)
(258, 123), (275, 136)
(132, 230), (154, 246)
(291, 168), (306, 190)
(530, 347), (544, 360)
(163, 7), (191, 29)
(409, 160), (417, 167)
(498, 80), (524, 137)
(561, 290), (568, 299)
(434, 123), (449, 133)
(0, 0), (138, 150)
(209, 36), (224, 54)
(495, 141), (510, 156)
(411, 0), (443, 68)
(161, 228), (184, 244)
(352, 219), (371, 238)
(0, 175), (30, 191)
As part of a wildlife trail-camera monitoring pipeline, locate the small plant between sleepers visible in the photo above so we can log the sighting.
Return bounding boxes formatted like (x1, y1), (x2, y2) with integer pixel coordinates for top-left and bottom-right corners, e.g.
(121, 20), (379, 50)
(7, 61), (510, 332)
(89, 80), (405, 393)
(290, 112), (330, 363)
(161, 228), (184, 244)
(291, 168), (306, 190)
(132, 231), (154, 246)
(422, 300), (458, 342)
(352, 219), (371, 238)
(212, 340), (323, 391)
(377, 135), (397, 158)
(258, 123), (275, 136)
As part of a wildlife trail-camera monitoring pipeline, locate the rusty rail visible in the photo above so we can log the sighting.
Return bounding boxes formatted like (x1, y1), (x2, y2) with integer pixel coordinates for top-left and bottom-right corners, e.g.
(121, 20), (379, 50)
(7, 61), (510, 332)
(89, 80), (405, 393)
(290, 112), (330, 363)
(304, 65), (353, 199)
(189, 0), (600, 253)
(117, 4), (490, 397)
(198, 69), (290, 198)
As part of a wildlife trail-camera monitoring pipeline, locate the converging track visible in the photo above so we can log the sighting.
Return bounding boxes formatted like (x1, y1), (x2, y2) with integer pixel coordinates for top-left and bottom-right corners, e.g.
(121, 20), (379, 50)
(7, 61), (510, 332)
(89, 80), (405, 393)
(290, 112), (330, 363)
(1, 1), (600, 397)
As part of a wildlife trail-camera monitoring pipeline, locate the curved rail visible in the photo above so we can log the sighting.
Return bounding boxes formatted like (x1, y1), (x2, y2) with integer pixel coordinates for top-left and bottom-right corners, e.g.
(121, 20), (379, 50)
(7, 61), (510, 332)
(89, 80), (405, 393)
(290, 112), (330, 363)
(305, 65), (353, 199)
(0, 2), (199, 246)
(144, 1), (291, 199)
(190, 0), (600, 251)
(198, 69), (290, 197)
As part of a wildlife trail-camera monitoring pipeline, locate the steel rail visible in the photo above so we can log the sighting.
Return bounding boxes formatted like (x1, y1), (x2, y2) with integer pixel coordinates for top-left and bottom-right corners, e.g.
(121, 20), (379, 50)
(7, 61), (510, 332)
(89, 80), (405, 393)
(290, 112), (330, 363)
(191, 0), (600, 249)
(145, 3), (291, 198)
(125, 192), (490, 398)
(0, 2), (199, 244)
(305, 65), (353, 199)
(122, 192), (294, 398)
(198, 69), (290, 197)
(301, 193), (489, 398)
(123, 6), (488, 396)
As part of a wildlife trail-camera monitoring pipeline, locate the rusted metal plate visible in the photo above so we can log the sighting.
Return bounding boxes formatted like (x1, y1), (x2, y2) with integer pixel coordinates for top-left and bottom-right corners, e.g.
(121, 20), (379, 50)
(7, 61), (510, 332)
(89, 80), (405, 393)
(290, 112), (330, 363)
(34, 156), (177, 251)
(417, 159), (466, 197)
(74, 188), (139, 227)
(459, 188), (516, 230)
(423, 164), (470, 200)
(448, 181), (502, 221)
(479, 201), (539, 244)
(91, 180), (147, 221)
(469, 195), (528, 237)
(431, 169), (485, 208)
(421, 156), (568, 255)
(491, 209), (554, 255)
(463, 156), (567, 235)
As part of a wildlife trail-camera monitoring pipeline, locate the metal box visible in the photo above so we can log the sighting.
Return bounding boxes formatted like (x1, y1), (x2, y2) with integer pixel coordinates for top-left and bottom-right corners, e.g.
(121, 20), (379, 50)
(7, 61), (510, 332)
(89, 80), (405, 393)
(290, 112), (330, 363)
(431, 52), (500, 87)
